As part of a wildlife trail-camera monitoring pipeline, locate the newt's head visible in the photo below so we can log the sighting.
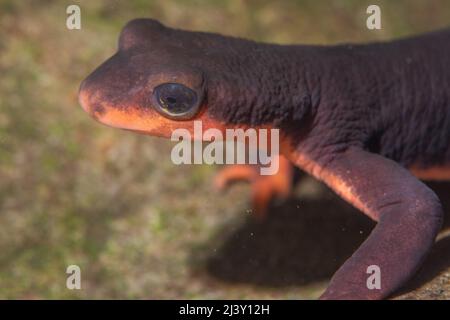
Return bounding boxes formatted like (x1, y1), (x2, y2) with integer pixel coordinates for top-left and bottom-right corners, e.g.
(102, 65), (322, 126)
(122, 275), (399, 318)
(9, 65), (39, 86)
(79, 19), (311, 139)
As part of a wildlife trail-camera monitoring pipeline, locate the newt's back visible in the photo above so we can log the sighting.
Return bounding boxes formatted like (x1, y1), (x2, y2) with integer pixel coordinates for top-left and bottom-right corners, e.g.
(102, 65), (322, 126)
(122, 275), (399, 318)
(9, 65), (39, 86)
(360, 29), (450, 168)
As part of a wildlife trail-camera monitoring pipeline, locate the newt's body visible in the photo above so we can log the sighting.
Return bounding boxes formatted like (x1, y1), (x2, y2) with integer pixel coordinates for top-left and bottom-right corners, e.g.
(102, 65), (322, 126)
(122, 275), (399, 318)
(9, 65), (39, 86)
(79, 19), (450, 299)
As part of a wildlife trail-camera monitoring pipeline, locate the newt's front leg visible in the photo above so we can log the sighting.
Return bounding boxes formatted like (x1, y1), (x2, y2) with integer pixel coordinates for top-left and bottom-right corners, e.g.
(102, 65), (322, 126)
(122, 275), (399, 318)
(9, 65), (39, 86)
(296, 147), (443, 299)
(214, 154), (293, 218)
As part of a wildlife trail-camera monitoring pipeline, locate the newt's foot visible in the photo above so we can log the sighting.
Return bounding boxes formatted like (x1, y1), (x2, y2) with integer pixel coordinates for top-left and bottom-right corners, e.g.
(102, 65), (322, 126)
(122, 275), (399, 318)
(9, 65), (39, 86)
(214, 156), (293, 219)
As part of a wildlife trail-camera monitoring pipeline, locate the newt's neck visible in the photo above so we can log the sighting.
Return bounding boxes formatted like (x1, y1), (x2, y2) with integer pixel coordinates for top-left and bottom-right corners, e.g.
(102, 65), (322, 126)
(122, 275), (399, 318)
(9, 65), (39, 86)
(206, 43), (329, 128)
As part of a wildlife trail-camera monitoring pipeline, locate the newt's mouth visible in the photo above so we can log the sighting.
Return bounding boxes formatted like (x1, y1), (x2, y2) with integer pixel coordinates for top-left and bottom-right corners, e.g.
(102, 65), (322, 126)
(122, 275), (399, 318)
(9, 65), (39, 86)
(79, 87), (194, 139)
(79, 92), (171, 137)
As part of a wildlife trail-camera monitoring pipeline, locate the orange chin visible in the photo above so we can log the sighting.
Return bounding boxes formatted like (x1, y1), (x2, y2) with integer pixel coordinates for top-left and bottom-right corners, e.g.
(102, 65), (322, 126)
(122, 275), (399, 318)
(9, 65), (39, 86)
(78, 88), (226, 138)
(86, 105), (228, 140)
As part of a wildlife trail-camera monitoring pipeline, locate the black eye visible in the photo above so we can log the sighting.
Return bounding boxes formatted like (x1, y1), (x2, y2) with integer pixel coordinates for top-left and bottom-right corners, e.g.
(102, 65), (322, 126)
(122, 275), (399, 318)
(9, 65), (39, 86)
(153, 83), (199, 120)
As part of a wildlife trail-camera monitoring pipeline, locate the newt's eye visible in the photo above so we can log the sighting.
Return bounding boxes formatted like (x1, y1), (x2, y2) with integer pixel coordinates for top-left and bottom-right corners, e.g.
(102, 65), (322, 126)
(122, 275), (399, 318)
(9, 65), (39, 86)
(153, 83), (199, 120)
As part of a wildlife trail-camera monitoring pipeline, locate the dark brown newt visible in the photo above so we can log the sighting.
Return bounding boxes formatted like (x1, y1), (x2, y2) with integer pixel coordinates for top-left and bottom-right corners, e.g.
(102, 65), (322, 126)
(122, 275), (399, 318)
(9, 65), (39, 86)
(79, 19), (450, 299)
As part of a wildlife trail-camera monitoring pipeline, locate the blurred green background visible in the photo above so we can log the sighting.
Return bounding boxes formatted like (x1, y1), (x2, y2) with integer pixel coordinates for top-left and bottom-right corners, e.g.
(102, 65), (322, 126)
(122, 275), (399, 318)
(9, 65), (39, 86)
(0, 0), (449, 299)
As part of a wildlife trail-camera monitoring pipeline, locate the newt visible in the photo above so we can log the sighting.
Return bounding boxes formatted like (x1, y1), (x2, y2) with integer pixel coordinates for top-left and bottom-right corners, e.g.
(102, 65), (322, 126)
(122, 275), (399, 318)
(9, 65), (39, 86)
(79, 19), (450, 299)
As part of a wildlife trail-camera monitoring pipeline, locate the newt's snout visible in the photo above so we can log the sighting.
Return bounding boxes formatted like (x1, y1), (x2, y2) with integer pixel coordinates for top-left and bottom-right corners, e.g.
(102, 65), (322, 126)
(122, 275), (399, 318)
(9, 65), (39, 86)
(78, 79), (103, 120)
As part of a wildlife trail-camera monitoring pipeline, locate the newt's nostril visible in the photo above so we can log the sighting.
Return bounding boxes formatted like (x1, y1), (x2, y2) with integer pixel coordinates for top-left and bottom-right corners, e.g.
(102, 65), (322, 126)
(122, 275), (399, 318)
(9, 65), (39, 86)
(90, 101), (106, 118)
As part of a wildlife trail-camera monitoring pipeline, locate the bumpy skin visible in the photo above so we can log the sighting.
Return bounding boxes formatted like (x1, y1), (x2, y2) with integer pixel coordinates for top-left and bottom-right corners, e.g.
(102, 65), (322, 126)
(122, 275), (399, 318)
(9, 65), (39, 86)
(79, 19), (450, 299)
